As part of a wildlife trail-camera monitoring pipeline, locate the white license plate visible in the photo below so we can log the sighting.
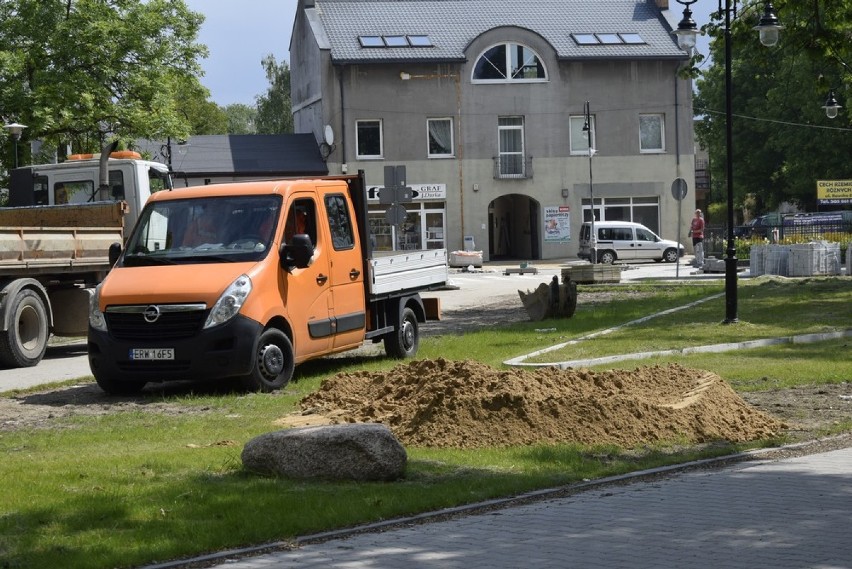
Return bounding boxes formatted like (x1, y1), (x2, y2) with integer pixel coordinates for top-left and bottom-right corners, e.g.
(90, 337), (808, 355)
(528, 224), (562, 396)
(129, 348), (174, 361)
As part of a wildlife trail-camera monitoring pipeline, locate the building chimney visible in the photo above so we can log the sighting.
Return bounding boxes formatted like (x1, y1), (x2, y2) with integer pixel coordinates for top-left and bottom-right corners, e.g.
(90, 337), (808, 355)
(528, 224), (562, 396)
(656, 0), (669, 9)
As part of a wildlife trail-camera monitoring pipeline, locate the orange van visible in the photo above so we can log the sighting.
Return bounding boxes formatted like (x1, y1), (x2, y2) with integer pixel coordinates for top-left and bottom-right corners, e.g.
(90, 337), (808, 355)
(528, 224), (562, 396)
(87, 174), (447, 394)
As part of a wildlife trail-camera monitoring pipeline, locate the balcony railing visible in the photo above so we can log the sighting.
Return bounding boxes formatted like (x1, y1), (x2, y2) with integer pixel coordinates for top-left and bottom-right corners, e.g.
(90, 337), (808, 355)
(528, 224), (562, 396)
(493, 155), (533, 179)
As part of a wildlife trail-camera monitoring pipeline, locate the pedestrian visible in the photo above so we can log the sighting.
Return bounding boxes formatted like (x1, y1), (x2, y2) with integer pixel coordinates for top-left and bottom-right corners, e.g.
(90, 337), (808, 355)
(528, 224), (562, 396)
(691, 209), (705, 268)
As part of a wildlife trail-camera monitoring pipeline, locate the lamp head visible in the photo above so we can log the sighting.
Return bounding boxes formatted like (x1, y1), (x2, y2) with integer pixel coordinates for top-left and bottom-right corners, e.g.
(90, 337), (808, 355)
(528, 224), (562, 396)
(672, 1), (699, 52)
(754, 2), (783, 47)
(822, 91), (841, 119)
(3, 122), (27, 141)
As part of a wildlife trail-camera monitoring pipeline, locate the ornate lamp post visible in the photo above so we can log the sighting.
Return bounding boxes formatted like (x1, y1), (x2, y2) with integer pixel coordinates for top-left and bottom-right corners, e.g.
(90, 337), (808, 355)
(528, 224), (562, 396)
(672, 1), (782, 324)
(3, 122), (27, 168)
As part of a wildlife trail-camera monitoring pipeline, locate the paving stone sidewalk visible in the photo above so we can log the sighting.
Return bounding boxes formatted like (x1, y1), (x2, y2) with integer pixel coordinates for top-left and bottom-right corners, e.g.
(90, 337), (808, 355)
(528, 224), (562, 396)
(191, 446), (852, 569)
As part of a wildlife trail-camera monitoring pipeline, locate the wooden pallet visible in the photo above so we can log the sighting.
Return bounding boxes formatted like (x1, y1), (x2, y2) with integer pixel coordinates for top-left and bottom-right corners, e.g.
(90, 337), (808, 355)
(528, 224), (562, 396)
(561, 264), (621, 284)
(504, 267), (539, 275)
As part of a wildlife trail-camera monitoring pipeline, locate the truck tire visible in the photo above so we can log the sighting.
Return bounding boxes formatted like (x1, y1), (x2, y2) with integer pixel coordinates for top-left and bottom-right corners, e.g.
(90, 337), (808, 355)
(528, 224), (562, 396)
(0, 289), (49, 367)
(239, 328), (295, 392)
(384, 307), (420, 359)
(94, 373), (147, 396)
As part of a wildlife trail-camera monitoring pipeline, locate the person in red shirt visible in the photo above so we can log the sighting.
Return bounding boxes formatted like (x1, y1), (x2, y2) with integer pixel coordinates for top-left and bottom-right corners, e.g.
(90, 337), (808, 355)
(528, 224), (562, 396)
(691, 209), (705, 268)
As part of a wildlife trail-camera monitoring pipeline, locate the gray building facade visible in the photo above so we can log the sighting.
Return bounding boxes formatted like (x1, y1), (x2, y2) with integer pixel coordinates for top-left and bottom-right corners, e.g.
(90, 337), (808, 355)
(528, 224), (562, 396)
(290, 0), (697, 260)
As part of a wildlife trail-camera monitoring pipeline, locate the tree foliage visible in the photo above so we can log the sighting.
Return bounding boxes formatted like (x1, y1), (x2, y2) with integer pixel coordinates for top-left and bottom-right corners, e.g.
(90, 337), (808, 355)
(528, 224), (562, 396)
(693, 0), (852, 215)
(0, 0), (208, 167)
(255, 55), (293, 134)
(224, 104), (258, 135)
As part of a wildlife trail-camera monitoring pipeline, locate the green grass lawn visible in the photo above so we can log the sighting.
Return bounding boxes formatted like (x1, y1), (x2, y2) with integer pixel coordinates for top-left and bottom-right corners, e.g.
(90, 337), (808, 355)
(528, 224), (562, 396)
(1, 276), (850, 569)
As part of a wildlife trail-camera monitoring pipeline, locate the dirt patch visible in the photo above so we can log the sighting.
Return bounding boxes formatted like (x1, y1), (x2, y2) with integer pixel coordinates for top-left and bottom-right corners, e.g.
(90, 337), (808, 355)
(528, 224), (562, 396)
(0, 383), (211, 432)
(297, 360), (785, 448)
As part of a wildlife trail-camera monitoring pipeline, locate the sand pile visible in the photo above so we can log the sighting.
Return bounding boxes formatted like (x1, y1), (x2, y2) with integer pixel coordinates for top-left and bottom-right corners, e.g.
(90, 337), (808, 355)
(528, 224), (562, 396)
(298, 359), (785, 449)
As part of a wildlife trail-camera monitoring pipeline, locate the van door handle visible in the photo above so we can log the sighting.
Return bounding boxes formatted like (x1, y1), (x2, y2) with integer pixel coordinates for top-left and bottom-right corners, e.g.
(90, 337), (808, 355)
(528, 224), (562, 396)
(316, 274), (328, 285)
(349, 269), (361, 280)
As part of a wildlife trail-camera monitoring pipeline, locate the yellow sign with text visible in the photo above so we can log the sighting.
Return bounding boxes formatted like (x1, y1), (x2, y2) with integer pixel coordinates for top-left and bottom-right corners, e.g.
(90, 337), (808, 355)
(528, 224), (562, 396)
(817, 180), (852, 205)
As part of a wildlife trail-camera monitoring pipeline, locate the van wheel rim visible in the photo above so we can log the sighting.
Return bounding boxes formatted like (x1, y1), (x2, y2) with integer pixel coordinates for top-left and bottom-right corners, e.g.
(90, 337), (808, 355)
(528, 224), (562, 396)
(401, 320), (415, 350)
(258, 344), (284, 379)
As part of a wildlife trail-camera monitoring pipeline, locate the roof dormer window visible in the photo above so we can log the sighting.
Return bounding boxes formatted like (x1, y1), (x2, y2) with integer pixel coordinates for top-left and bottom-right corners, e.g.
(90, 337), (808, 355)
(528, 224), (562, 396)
(472, 42), (547, 83)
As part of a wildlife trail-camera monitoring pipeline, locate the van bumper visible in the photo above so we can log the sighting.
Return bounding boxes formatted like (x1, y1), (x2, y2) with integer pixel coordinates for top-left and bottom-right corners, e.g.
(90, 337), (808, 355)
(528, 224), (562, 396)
(87, 315), (262, 384)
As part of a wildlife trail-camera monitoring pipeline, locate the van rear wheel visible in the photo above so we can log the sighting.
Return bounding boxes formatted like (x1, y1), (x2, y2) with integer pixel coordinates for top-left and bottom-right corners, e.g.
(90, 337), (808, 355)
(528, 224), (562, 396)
(385, 307), (419, 359)
(598, 250), (616, 265)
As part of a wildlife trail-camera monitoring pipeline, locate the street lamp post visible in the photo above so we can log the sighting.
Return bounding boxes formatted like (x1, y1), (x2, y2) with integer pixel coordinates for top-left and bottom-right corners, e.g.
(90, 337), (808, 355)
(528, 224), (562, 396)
(672, 0), (782, 324)
(582, 101), (597, 264)
(3, 122), (27, 168)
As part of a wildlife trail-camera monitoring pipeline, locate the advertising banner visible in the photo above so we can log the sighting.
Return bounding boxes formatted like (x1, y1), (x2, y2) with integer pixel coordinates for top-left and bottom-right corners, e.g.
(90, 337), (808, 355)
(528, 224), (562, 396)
(817, 180), (852, 205)
(544, 205), (571, 242)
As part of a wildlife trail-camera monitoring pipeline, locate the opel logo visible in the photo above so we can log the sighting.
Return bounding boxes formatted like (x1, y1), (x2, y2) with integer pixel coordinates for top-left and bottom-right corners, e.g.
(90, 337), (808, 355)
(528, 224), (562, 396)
(143, 305), (161, 323)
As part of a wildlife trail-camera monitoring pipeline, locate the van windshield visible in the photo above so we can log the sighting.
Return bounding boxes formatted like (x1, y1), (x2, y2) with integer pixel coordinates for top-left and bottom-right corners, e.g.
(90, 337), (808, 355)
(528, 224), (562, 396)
(122, 195), (282, 265)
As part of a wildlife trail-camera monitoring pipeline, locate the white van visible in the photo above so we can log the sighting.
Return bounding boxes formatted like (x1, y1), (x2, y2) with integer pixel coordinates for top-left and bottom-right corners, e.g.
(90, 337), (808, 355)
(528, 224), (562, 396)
(578, 221), (683, 264)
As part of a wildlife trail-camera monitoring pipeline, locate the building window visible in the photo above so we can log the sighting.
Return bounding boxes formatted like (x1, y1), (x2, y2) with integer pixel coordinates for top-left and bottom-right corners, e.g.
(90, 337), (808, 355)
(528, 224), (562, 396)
(356, 119), (383, 159)
(497, 116), (525, 178)
(582, 196), (661, 234)
(427, 118), (454, 158)
(472, 43), (547, 82)
(639, 114), (665, 153)
(569, 115), (596, 155)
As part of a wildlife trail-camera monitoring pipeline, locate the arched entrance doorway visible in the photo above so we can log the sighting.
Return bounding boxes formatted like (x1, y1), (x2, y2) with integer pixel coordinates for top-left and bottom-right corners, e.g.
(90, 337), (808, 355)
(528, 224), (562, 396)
(488, 194), (540, 260)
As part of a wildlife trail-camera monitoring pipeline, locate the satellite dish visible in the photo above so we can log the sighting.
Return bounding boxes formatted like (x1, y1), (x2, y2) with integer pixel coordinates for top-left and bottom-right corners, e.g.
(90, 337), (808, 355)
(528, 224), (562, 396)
(324, 125), (334, 146)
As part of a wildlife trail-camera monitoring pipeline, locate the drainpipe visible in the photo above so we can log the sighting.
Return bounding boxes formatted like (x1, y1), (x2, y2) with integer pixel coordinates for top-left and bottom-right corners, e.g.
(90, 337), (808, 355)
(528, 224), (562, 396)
(455, 71), (464, 246)
(338, 65), (347, 173)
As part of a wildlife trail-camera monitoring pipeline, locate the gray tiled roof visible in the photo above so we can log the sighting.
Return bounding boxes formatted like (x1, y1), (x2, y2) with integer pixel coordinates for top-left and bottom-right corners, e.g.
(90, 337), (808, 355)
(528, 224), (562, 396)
(135, 134), (328, 177)
(312, 0), (684, 63)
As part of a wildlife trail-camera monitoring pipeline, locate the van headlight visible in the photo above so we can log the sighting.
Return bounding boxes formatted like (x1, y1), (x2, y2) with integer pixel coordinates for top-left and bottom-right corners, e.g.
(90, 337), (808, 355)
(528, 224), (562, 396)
(205, 274), (252, 329)
(89, 283), (108, 332)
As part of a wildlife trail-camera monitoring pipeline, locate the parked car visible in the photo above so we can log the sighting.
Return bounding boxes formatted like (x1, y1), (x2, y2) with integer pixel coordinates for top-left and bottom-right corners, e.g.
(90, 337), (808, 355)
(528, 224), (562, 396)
(578, 221), (684, 264)
(735, 211), (852, 239)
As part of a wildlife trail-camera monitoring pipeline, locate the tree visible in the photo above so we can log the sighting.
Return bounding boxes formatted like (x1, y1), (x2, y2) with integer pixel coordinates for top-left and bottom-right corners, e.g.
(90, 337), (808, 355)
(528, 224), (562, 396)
(693, 0), (852, 215)
(255, 55), (293, 134)
(224, 104), (258, 134)
(0, 0), (207, 179)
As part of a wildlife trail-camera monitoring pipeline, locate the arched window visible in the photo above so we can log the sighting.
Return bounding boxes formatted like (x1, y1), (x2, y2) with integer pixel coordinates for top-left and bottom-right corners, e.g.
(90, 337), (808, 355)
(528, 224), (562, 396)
(472, 42), (547, 82)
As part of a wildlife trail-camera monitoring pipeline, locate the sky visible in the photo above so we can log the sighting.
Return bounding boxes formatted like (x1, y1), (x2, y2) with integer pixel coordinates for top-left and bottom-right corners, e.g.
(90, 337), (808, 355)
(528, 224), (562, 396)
(185, 0), (714, 107)
(184, 0), (299, 106)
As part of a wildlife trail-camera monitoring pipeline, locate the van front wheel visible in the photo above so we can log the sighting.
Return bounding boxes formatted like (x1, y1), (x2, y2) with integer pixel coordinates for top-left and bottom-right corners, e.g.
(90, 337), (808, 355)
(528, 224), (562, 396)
(598, 250), (616, 265)
(240, 329), (295, 392)
(663, 248), (679, 263)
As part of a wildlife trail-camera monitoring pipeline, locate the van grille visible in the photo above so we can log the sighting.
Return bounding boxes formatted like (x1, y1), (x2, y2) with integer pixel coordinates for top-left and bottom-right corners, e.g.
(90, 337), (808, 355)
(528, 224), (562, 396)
(105, 304), (207, 341)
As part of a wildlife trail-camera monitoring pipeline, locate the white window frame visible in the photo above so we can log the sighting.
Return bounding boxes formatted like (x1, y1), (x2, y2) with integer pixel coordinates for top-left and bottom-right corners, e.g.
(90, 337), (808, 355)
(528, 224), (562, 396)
(356, 119), (384, 159)
(498, 116), (525, 178)
(639, 113), (665, 153)
(472, 42), (548, 83)
(426, 117), (454, 158)
(569, 115), (596, 155)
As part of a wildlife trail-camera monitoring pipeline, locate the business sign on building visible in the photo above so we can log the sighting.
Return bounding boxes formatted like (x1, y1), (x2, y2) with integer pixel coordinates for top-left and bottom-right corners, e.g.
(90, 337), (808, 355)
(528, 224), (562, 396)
(544, 205), (571, 242)
(367, 183), (447, 202)
(817, 180), (852, 205)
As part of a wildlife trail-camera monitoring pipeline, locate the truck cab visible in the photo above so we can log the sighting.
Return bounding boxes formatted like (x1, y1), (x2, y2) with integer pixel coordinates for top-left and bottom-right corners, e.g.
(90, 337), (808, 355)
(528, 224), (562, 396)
(8, 151), (171, 229)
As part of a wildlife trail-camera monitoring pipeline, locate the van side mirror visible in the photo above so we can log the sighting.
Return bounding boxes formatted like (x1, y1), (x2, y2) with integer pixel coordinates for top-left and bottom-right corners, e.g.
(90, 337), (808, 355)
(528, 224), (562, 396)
(281, 234), (314, 271)
(108, 242), (122, 266)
